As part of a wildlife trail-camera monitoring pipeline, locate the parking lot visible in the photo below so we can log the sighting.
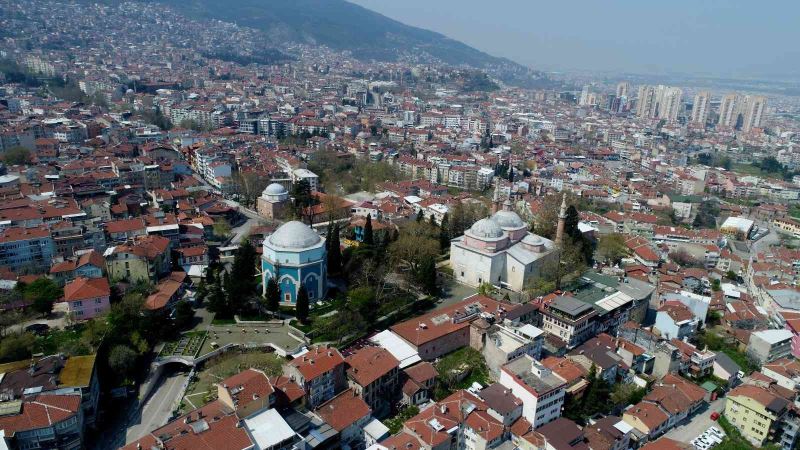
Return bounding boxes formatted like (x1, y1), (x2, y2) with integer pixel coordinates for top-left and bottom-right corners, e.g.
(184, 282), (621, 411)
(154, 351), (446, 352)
(664, 398), (725, 444)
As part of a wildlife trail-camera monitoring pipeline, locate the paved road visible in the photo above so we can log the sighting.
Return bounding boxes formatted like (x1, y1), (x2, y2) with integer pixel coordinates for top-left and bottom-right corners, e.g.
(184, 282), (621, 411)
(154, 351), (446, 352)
(664, 398), (726, 444)
(230, 217), (259, 245)
(125, 370), (189, 444)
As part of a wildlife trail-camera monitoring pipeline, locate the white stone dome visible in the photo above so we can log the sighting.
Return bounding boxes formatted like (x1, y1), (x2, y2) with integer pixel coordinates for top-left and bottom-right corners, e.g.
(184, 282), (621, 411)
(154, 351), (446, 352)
(268, 221), (322, 249)
(492, 210), (525, 229)
(263, 183), (288, 196)
(522, 234), (543, 245)
(468, 218), (504, 239)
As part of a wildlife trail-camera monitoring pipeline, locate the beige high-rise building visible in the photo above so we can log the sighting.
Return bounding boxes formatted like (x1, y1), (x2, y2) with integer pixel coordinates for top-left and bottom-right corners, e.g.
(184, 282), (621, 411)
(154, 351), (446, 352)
(636, 85), (657, 119)
(718, 94), (739, 127)
(637, 85), (682, 123)
(616, 82), (630, 98)
(742, 95), (766, 132)
(691, 91), (711, 126)
(718, 93), (767, 131)
(657, 86), (683, 123)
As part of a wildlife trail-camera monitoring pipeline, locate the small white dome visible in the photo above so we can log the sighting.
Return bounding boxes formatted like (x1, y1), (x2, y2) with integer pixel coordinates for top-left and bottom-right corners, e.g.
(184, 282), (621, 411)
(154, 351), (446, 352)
(492, 210), (525, 229)
(263, 183), (288, 196)
(522, 234), (544, 246)
(268, 221), (322, 249)
(468, 218), (504, 239)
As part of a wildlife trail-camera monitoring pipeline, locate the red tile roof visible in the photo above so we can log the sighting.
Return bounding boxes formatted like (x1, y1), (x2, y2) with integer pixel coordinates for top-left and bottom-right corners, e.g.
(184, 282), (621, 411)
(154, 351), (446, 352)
(346, 346), (399, 387)
(63, 277), (110, 302)
(0, 394), (80, 435)
(218, 368), (274, 413)
(315, 389), (371, 432)
(289, 346), (345, 381)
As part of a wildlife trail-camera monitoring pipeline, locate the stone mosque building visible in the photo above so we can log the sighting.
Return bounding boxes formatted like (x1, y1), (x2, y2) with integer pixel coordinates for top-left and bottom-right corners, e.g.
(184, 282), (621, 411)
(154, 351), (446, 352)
(261, 220), (327, 305)
(449, 185), (561, 292)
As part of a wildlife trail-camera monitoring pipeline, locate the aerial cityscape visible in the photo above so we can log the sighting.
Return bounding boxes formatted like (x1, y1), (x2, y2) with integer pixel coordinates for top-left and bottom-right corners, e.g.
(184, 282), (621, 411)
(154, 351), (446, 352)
(0, 1), (799, 450)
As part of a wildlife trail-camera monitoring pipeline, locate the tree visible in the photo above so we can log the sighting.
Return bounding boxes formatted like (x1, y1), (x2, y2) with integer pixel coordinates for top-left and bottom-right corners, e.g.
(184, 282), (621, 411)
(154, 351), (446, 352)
(416, 209), (424, 223)
(328, 224), (342, 275)
(0, 332), (35, 363)
(438, 213), (451, 251)
(596, 234), (629, 264)
(173, 302), (194, 330)
(534, 192), (582, 240)
(416, 256), (438, 295)
(108, 345), (137, 377)
(349, 286), (378, 322)
(564, 205), (581, 240)
(388, 233), (440, 275)
(296, 286), (310, 324)
(266, 277), (280, 313)
(207, 282), (227, 316)
(507, 166), (514, 182)
(24, 278), (62, 317)
(363, 214), (374, 245)
(3, 147), (31, 165)
(230, 239), (258, 304)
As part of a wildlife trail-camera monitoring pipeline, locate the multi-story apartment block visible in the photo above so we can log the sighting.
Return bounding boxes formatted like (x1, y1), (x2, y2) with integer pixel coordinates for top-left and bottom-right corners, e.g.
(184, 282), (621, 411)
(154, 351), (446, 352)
(284, 346), (346, 409)
(499, 355), (566, 428)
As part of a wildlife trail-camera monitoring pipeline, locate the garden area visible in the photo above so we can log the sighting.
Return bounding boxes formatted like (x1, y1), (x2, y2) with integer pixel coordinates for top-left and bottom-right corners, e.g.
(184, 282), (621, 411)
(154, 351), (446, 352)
(433, 347), (490, 400)
(180, 351), (284, 413)
(160, 331), (206, 359)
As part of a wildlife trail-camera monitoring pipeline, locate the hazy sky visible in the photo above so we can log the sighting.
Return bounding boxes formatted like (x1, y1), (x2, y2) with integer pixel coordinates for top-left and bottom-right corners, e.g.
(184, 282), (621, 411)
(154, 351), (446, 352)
(350, 0), (800, 78)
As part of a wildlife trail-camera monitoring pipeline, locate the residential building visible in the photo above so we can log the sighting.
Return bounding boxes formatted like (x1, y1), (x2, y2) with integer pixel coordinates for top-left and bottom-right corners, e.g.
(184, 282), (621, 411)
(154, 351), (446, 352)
(746, 329), (794, 365)
(725, 384), (796, 449)
(0, 226), (55, 272)
(284, 346), (346, 409)
(346, 347), (400, 418)
(61, 277), (111, 320)
(498, 355), (567, 427)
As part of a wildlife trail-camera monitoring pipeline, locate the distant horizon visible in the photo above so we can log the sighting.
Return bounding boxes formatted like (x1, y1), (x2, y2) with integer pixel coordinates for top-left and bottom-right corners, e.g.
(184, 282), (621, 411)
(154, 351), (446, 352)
(350, 0), (800, 81)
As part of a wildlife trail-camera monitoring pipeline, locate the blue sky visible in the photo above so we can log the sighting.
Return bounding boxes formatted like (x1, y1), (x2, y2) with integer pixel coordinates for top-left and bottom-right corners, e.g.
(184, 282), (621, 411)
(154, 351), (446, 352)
(350, 0), (800, 78)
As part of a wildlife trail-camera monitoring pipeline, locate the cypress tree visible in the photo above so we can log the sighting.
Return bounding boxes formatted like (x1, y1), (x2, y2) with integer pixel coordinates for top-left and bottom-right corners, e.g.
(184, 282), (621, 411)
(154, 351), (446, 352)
(363, 214), (374, 245)
(296, 285), (310, 324)
(266, 277), (280, 313)
(416, 209), (424, 222)
(328, 224), (342, 274)
(439, 213), (450, 251)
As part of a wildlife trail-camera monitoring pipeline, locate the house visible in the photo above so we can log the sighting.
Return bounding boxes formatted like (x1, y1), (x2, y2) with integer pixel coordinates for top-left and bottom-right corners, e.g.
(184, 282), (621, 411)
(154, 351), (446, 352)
(346, 346), (400, 418)
(390, 295), (522, 361)
(0, 394), (84, 450)
(315, 389), (372, 448)
(712, 352), (742, 387)
(104, 235), (171, 283)
(724, 384), (795, 448)
(746, 329), (793, 365)
(761, 358), (800, 392)
(144, 272), (185, 311)
(670, 338), (716, 378)
(478, 383), (523, 427)
(567, 334), (624, 385)
(401, 362), (438, 406)
(61, 277), (111, 320)
(498, 355), (567, 427)
(654, 301), (698, 341)
(49, 250), (105, 285)
(539, 296), (597, 349)
(623, 374), (706, 443)
(122, 400), (254, 450)
(216, 368), (275, 419)
(583, 416), (634, 450)
(537, 417), (590, 450)
(284, 346), (346, 409)
(403, 390), (505, 450)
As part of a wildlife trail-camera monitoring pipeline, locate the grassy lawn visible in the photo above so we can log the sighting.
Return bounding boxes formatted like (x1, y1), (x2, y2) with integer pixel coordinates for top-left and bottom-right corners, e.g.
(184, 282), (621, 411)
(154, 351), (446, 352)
(211, 318), (236, 326)
(180, 351), (285, 413)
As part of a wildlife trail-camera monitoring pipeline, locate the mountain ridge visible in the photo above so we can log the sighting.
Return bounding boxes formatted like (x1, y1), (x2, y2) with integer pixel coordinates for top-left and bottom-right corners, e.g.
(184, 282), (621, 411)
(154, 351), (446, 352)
(145, 0), (555, 88)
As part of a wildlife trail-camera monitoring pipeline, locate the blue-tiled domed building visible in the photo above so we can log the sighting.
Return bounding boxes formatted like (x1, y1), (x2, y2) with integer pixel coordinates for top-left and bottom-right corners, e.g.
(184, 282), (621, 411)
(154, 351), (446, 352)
(262, 221), (327, 305)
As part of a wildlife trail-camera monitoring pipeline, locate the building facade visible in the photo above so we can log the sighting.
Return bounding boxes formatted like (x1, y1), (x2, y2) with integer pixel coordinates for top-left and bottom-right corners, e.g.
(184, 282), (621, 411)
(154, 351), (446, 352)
(261, 221), (327, 305)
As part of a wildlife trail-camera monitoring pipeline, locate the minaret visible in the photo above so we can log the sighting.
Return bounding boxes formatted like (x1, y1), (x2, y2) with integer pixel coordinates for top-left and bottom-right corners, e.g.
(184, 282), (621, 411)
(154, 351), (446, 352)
(555, 194), (568, 245)
(491, 179), (502, 214)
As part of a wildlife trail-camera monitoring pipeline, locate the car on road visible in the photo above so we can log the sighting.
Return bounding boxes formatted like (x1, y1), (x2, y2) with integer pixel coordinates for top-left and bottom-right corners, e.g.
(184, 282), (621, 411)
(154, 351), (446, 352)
(24, 323), (50, 336)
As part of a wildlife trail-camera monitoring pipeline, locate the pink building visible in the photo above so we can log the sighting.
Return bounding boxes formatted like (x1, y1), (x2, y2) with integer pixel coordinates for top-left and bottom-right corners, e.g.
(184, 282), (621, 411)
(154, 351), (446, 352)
(62, 277), (111, 320)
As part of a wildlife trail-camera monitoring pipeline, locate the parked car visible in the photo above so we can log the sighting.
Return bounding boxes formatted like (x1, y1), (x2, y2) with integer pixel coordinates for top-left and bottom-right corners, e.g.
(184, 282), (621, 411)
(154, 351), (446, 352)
(710, 412), (720, 421)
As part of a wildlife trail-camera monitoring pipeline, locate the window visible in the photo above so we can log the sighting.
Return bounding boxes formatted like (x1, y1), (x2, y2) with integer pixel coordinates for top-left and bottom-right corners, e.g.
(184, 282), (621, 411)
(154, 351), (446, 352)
(74, 301), (83, 307)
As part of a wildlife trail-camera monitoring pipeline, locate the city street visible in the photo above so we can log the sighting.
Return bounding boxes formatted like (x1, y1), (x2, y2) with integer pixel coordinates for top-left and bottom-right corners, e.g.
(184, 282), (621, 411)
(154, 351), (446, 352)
(125, 369), (189, 444)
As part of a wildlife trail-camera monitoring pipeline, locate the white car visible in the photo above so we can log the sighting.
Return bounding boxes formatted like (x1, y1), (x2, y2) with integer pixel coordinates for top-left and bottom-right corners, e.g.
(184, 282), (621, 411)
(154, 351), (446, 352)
(707, 427), (724, 437)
